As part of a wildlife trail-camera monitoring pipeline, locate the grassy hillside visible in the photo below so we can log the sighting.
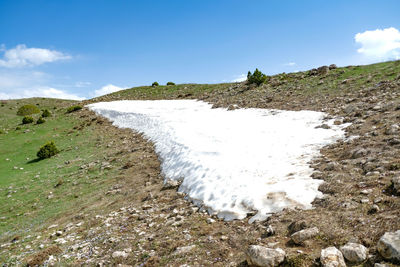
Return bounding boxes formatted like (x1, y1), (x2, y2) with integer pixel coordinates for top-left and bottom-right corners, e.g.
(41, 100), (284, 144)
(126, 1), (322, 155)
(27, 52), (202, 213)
(0, 98), (158, 263)
(91, 60), (400, 103)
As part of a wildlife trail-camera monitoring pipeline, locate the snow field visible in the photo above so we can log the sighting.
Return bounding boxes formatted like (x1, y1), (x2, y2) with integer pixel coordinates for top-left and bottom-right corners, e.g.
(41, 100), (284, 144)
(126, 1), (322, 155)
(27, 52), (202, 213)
(88, 100), (348, 222)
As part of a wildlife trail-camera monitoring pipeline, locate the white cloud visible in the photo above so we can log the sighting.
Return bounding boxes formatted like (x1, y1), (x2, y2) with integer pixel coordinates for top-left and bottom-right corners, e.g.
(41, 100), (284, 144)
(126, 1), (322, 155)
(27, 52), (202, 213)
(355, 27), (400, 61)
(284, 62), (296, 66)
(75, 81), (91, 87)
(0, 44), (71, 68)
(93, 84), (123, 97)
(231, 74), (247, 82)
(0, 87), (84, 100)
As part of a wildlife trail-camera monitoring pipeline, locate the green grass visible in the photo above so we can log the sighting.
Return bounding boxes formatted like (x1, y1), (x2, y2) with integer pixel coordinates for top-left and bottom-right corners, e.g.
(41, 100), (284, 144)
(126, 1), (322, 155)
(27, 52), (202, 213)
(0, 98), (126, 249)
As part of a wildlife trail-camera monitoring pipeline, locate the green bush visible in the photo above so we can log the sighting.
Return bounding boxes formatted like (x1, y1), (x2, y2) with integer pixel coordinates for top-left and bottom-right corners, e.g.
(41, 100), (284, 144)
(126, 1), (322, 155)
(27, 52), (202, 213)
(36, 117), (46, 124)
(41, 109), (51, 117)
(247, 68), (268, 86)
(15, 126), (21, 131)
(166, 82), (175, 86)
(17, 104), (40, 116)
(22, 116), (34, 124)
(37, 141), (60, 159)
(66, 105), (82, 113)
(152, 82), (159, 87)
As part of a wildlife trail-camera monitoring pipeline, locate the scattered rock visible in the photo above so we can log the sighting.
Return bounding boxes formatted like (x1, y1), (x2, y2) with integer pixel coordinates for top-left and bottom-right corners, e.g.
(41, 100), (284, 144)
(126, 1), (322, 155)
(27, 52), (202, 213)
(162, 179), (182, 190)
(266, 225), (275, 237)
(329, 64), (337, 70)
(291, 227), (319, 244)
(288, 221), (307, 235)
(246, 245), (285, 267)
(391, 175), (400, 193)
(112, 250), (129, 259)
(173, 245), (195, 255)
(377, 230), (400, 262)
(320, 247), (346, 267)
(206, 218), (215, 224)
(340, 242), (368, 263)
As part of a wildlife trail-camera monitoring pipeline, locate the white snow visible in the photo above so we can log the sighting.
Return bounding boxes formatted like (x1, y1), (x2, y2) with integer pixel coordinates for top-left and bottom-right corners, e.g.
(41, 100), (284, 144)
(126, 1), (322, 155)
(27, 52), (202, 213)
(88, 100), (348, 222)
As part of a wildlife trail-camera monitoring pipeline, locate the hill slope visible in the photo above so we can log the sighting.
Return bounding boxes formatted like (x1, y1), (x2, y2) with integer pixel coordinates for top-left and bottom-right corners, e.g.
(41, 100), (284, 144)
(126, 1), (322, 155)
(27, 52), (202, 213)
(1, 61), (400, 266)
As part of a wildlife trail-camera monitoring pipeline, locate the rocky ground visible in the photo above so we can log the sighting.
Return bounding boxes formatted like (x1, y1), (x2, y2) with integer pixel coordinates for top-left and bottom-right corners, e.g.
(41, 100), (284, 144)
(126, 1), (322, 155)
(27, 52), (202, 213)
(2, 63), (400, 266)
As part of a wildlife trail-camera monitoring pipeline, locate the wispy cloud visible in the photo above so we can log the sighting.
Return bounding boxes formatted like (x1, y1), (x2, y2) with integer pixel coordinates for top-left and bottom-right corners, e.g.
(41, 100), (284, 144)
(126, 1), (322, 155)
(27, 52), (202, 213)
(231, 74), (247, 82)
(93, 84), (123, 97)
(0, 70), (83, 100)
(0, 87), (84, 100)
(355, 27), (400, 61)
(75, 81), (91, 87)
(0, 44), (71, 68)
(283, 62), (296, 66)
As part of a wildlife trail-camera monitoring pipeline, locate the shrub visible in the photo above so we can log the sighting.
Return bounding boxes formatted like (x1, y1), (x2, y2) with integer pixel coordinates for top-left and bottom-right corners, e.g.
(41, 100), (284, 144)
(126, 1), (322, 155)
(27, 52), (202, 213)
(166, 82), (175, 86)
(152, 82), (159, 87)
(41, 109), (51, 117)
(66, 105), (82, 113)
(17, 104), (40, 116)
(36, 117), (46, 124)
(37, 141), (59, 159)
(247, 68), (268, 86)
(15, 126), (21, 130)
(22, 116), (34, 124)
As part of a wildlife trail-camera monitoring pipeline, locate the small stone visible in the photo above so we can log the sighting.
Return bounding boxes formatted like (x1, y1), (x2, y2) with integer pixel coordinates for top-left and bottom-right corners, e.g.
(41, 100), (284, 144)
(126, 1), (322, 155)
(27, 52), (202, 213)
(361, 189), (373, 195)
(173, 245), (195, 255)
(291, 227), (319, 244)
(320, 247), (346, 267)
(206, 218), (215, 224)
(340, 242), (368, 263)
(162, 179), (182, 190)
(266, 225), (275, 237)
(391, 175), (400, 193)
(369, 204), (380, 214)
(112, 250), (129, 259)
(360, 198), (369, 204)
(246, 245), (285, 267)
(377, 230), (400, 262)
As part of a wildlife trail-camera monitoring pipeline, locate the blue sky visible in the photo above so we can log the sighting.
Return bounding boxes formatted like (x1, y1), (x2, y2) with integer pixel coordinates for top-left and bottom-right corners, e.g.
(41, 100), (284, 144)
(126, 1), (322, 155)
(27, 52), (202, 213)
(0, 0), (399, 99)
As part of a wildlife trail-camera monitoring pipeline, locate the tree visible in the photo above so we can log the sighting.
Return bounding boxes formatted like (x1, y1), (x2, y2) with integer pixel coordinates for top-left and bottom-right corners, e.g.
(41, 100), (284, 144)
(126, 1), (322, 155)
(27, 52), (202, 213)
(247, 68), (268, 86)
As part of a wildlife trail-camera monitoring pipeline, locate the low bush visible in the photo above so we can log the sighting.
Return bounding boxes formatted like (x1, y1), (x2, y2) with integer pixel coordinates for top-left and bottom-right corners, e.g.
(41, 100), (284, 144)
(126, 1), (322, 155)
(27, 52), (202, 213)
(41, 109), (51, 117)
(22, 116), (34, 124)
(247, 68), (268, 86)
(66, 105), (82, 113)
(17, 104), (40, 116)
(36, 117), (46, 124)
(15, 126), (21, 130)
(166, 82), (175, 86)
(37, 141), (60, 159)
(152, 82), (159, 87)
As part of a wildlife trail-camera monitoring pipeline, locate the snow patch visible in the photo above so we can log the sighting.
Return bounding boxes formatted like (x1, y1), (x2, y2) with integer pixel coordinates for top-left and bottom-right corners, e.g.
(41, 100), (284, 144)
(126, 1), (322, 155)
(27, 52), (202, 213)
(88, 100), (348, 222)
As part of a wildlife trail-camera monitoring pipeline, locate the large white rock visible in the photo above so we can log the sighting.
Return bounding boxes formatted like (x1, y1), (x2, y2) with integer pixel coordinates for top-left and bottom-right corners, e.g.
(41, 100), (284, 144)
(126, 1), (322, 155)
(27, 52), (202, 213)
(246, 245), (285, 267)
(340, 242), (368, 263)
(320, 247), (346, 267)
(291, 227), (319, 244)
(377, 230), (400, 262)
